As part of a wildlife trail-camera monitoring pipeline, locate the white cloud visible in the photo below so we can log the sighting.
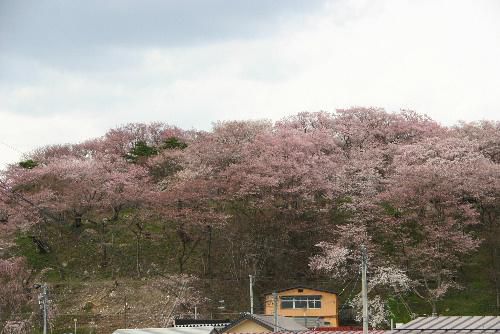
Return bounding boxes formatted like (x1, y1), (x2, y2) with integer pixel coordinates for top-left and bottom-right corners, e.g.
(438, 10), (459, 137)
(0, 111), (105, 169)
(1, 0), (499, 169)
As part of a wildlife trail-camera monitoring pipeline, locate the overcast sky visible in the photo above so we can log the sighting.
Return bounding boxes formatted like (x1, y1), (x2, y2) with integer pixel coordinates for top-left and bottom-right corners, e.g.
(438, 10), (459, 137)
(1, 0), (499, 168)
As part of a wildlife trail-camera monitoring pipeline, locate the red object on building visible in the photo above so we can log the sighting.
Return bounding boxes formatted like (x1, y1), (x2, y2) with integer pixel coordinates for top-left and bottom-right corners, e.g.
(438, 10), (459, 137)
(314, 327), (364, 331)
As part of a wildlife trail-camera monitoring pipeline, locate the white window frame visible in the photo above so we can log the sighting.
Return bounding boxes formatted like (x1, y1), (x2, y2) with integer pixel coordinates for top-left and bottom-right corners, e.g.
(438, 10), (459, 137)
(280, 295), (322, 309)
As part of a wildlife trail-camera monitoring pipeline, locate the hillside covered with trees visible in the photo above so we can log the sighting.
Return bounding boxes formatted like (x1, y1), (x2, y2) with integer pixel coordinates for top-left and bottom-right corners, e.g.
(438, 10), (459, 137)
(0, 108), (499, 333)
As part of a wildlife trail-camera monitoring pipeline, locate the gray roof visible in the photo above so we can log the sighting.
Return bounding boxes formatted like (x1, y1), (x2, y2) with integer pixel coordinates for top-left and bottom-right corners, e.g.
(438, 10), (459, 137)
(251, 314), (308, 331)
(389, 316), (500, 334)
(263, 286), (337, 296)
(113, 326), (216, 334)
(221, 314), (308, 332)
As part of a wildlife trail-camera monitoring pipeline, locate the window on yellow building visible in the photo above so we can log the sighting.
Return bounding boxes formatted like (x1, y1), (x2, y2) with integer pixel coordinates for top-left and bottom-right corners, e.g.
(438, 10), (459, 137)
(281, 296), (321, 309)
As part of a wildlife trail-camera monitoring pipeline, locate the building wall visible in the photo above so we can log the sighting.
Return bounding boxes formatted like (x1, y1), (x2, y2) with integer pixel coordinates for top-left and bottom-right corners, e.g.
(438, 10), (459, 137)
(224, 320), (270, 333)
(264, 288), (339, 327)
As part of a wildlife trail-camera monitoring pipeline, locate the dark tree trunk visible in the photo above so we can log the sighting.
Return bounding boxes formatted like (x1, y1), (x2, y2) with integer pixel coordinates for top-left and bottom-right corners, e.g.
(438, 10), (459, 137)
(74, 212), (82, 228)
(100, 219), (108, 267)
(136, 234), (141, 277)
(206, 225), (212, 277)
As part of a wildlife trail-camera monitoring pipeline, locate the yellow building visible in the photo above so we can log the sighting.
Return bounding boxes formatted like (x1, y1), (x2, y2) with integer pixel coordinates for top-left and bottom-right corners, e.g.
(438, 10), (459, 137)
(263, 286), (339, 327)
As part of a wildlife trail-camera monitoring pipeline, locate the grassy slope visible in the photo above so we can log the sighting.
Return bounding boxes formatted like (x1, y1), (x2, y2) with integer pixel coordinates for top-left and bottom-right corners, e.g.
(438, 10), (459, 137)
(387, 246), (497, 322)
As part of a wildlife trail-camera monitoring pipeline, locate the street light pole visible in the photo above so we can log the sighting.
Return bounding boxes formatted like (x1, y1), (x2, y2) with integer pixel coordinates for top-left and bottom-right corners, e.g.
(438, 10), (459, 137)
(73, 318), (77, 334)
(37, 284), (49, 334)
(34, 283), (49, 334)
(124, 296), (128, 328)
(43, 284), (48, 334)
(249, 275), (254, 314)
(273, 292), (278, 332)
(361, 245), (369, 334)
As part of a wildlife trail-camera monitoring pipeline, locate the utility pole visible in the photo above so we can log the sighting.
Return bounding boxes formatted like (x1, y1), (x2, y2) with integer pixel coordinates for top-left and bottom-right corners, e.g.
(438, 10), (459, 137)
(124, 296), (128, 328)
(273, 292), (278, 332)
(195, 306), (198, 319)
(35, 283), (48, 334)
(249, 275), (254, 314)
(42, 284), (48, 334)
(361, 245), (369, 334)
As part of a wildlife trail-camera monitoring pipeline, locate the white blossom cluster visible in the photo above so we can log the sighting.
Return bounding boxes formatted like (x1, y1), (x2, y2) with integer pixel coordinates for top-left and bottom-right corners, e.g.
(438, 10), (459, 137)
(309, 242), (350, 279)
(370, 266), (411, 293)
(349, 294), (391, 328)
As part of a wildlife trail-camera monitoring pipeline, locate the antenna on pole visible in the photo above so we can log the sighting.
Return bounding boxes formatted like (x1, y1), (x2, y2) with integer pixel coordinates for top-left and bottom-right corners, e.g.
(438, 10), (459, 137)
(249, 275), (254, 314)
(361, 244), (369, 334)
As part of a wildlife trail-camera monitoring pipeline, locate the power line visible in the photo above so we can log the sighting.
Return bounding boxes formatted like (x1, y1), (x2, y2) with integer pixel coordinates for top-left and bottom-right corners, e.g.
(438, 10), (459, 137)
(339, 275), (361, 313)
(0, 181), (62, 224)
(0, 140), (25, 155)
(34, 276), (350, 286)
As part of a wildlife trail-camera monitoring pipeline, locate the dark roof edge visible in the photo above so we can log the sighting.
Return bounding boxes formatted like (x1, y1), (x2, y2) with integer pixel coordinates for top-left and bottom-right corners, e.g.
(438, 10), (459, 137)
(262, 285), (338, 296)
(175, 319), (230, 325)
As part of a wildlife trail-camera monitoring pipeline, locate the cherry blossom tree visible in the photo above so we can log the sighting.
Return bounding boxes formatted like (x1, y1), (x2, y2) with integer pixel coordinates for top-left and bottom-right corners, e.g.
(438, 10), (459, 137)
(451, 121), (500, 312)
(155, 166), (228, 274)
(224, 124), (343, 208)
(1, 108), (498, 329)
(150, 120), (271, 275)
(0, 258), (31, 326)
(0, 141), (155, 277)
(377, 137), (483, 315)
(309, 225), (411, 327)
(330, 108), (443, 222)
(308, 110), (488, 320)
